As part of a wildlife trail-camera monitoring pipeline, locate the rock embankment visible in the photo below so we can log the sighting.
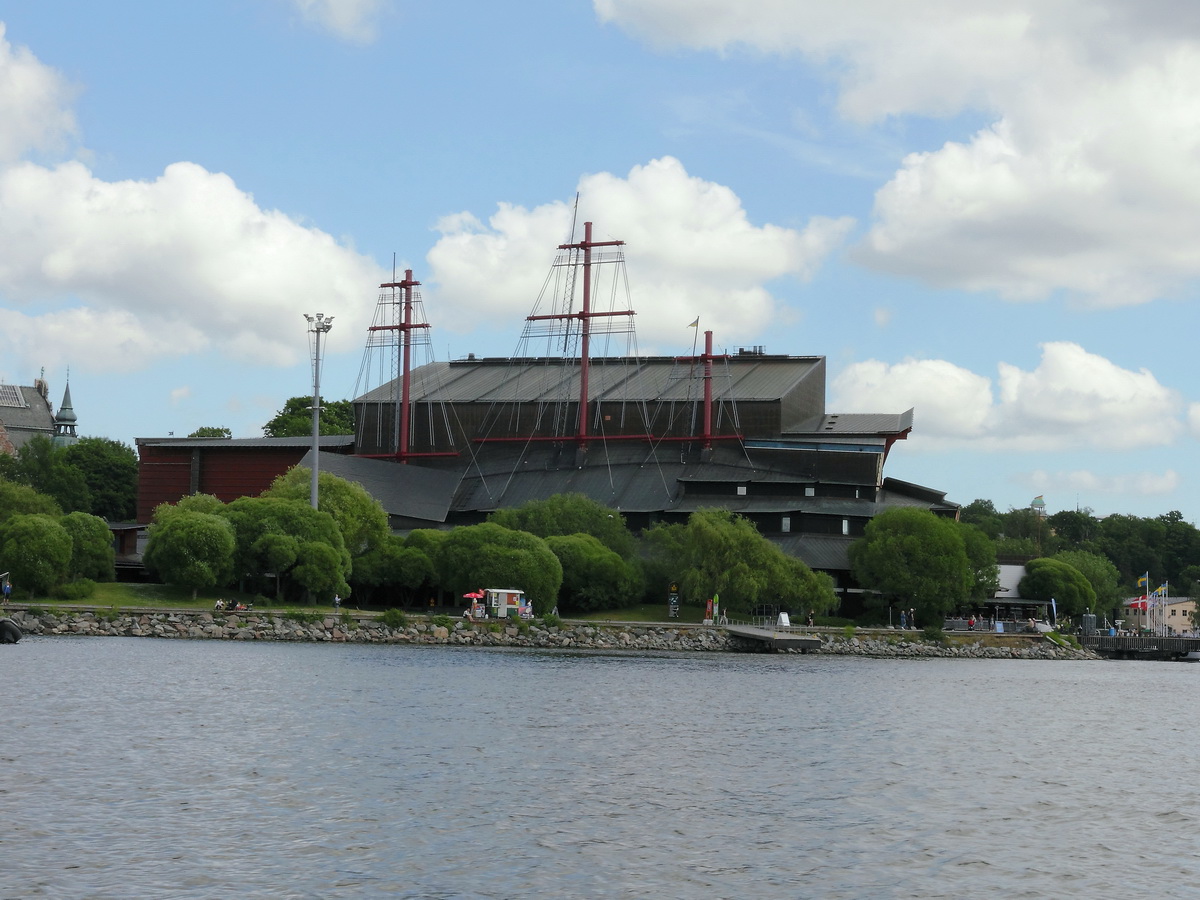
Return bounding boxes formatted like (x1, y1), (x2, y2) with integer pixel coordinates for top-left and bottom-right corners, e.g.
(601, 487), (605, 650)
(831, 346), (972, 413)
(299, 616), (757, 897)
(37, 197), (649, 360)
(7, 610), (1097, 659)
(9, 609), (737, 652)
(814, 633), (1097, 660)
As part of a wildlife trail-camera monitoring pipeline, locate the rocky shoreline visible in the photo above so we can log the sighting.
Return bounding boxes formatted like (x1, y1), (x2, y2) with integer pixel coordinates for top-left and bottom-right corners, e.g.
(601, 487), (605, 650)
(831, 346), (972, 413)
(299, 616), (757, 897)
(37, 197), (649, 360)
(6, 608), (1098, 659)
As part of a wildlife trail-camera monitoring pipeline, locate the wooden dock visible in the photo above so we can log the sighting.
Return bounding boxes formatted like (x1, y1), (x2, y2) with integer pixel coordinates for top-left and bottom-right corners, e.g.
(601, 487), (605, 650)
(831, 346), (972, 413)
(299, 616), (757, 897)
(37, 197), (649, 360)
(1081, 634), (1200, 661)
(725, 624), (822, 652)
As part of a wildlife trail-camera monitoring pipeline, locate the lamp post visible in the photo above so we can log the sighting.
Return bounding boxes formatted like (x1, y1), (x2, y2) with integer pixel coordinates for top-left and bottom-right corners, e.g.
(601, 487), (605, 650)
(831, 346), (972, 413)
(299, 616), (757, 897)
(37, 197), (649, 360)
(304, 312), (334, 509)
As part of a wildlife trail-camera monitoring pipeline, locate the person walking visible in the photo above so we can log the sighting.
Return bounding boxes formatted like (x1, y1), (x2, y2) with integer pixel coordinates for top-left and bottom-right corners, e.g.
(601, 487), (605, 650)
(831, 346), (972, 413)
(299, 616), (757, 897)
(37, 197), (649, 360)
(909, 608), (916, 630)
(899, 609), (907, 630)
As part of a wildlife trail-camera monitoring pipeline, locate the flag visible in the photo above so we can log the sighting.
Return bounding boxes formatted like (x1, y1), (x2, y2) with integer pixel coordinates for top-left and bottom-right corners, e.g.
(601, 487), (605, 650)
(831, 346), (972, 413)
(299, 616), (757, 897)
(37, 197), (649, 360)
(688, 317), (699, 327)
(1137, 574), (1149, 587)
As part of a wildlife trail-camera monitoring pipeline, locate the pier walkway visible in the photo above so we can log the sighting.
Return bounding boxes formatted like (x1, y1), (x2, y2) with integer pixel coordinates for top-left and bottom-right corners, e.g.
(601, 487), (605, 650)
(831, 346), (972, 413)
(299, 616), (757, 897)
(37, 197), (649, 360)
(724, 623), (822, 652)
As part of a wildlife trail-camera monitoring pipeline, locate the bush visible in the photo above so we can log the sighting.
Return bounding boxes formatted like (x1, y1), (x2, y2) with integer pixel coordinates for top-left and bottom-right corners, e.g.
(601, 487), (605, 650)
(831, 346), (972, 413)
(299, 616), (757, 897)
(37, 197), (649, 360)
(381, 608), (408, 629)
(52, 579), (97, 601)
(922, 624), (947, 643)
(540, 612), (562, 628)
(430, 614), (455, 628)
(284, 609), (323, 625)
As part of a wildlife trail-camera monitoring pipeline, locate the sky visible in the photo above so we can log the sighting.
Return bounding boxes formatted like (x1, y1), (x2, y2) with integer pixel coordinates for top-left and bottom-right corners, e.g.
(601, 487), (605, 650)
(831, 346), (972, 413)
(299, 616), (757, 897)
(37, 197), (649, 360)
(1, 0), (1199, 523)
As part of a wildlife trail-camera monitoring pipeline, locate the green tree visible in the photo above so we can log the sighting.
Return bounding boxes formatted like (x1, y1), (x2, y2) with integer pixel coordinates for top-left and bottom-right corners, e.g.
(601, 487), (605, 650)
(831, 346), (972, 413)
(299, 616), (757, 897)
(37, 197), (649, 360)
(658, 509), (835, 616)
(433, 523), (562, 615)
(545, 533), (643, 612)
(60, 511), (116, 581)
(849, 507), (972, 621)
(62, 437), (139, 521)
(188, 426), (232, 439)
(1053, 549), (1121, 619)
(959, 522), (1000, 600)
(959, 498), (1003, 540)
(0, 479), (61, 524)
(1047, 508), (1098, 548)
(0, 513), (73, 596)
(143, 511), (236, 599)
(263, 467), (388, 555)
(221, 495), (351, 603)
(1018, 557), (1096, 618)
(489, 493), (637, 557)
(5, 435), (91, 513)
(262, 396), (354, 438)
(351, 535), (435, 607)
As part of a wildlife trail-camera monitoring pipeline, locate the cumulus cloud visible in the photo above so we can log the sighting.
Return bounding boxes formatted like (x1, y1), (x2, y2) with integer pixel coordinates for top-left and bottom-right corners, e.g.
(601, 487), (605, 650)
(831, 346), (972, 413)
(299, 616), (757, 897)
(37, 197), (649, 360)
(1024, 468), (1181, 498)
(596, 0), (1200, 307)
(0, 24), (77, 164)
(0, 160), (384, 372)
(427, 156), (853, 349)
(832, 341), (1184, 451)
(287, 0), (385, 43)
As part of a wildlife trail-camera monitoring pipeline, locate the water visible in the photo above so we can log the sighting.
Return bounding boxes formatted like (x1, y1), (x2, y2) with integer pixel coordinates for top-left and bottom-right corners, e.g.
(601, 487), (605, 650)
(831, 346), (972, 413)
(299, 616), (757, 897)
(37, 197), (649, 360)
(2, 637), (1198, 899)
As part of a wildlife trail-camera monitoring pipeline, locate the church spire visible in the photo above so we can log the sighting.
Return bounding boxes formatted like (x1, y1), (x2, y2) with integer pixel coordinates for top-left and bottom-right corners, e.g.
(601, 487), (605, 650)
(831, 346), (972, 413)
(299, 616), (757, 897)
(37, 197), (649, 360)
(52, 376), (78, 446)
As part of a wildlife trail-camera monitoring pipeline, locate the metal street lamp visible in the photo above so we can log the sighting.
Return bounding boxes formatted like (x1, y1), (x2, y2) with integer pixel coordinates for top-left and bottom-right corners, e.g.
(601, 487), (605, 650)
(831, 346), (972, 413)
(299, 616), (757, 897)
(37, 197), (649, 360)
(305, 312), (334, 509)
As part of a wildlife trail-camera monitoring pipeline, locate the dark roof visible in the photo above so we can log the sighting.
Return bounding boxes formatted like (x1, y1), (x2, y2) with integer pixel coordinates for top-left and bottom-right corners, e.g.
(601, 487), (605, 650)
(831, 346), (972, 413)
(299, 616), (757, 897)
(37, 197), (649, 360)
(0, 383), (55, 450)
(354, 354), (825, 406)
(298, 450), (460, 524)
(786, 410), (914, 436)
(136, 435), (356, 450)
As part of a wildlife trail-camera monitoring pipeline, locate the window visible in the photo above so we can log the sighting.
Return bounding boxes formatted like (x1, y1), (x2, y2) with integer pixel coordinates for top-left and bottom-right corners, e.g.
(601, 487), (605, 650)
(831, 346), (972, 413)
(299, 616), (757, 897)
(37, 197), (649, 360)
(782, 516), (791, 533)
(842, 519), (850, 535)
(737, 485), (747, 496)
(805, 486), (815, 497)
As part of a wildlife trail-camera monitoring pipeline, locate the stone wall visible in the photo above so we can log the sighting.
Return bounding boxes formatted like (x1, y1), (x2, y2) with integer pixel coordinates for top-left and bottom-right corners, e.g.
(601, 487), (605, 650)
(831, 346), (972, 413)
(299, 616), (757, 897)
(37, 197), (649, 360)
(6, 609), (1097, 659)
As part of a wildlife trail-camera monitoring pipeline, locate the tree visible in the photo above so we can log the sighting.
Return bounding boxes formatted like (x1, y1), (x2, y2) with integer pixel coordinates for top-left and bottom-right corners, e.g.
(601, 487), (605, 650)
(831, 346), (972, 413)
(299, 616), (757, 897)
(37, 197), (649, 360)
(221, 495), (351, 603)
(263, 467), (388, 555)
(1018, 557), (1096, 618)
(188, 426), (232, 439)
(60, 511), (116, 581)
(545, 533), (643, 612)
(652, 509), (836, 616)
(0, 479), (61, 524)
(143, 511), (236, 599)
(262, 396), (354, 438)
(0, 513), (72, 596)
(1053, 549), (1121, 619)
(63, 437), (139, 521)
(351, 535), (435, 607)
(959, 522), (1000, 600)
(1047, 508), (1098, 548)
(959, 498), (1003, 540)
(5, 435), (91, 513)
(489, 493), (637, 557)
(849, 508), (972, 621)
(433, 523), (562, 615)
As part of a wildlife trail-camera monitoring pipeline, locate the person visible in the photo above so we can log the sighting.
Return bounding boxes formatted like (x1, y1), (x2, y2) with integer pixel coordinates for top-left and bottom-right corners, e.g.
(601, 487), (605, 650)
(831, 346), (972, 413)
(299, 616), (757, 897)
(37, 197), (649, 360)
(214, 598), (226, 611)
(2, 580), (10, 605)
(333, 593), (341, 611)
(968, 615), (976, 631)
(909, 608), (916, 630)
(899, 610), (907, 629)
(807, 610), (814, 627)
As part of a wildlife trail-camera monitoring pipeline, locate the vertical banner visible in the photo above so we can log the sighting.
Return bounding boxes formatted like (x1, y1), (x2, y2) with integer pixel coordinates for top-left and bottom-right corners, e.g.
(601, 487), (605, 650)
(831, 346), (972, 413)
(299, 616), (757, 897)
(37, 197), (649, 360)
(712, 594), (720, 622)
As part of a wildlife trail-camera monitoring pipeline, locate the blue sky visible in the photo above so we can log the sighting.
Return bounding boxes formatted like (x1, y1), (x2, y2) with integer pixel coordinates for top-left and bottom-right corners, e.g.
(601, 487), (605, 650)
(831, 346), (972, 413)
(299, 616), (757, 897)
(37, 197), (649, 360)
(1, 0), (1199, 523)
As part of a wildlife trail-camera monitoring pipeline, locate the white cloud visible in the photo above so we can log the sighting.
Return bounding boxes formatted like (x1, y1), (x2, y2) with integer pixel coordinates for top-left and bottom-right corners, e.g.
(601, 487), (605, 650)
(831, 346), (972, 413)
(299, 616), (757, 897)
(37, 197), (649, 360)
(287, 0), (385, 43)
(0, 23), (77, 164)
(0, 160), (384, 373)
(1025, 468), (1182, 497)
(170, 386), (192, 405)
(596, 0), (1200, 307)
(832, 341), (1183, 451)
(427, 156), (853, 348)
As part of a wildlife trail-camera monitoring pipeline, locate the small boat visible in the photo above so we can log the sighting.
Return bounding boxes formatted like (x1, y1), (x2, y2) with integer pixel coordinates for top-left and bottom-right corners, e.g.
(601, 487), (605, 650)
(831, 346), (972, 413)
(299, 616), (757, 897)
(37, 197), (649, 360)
(0, 617), (21, 643)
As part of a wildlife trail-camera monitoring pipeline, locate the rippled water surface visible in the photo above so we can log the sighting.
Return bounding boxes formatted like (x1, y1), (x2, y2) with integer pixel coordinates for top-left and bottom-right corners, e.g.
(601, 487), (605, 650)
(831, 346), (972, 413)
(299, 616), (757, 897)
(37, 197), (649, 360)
(3, 636), (1198, 898)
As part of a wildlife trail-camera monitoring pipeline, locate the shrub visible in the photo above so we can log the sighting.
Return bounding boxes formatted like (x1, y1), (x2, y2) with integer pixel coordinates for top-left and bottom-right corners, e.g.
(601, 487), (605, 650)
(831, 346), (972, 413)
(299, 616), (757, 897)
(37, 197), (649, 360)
(540, 612), (562, 628)
(284, 609), (323, 625)
(381, 608), (408, 629)
(52, 579), (97, 601)
(922, 624), (947, 643)
(842, 624), (856, 639)
(430, 614), (455, 628)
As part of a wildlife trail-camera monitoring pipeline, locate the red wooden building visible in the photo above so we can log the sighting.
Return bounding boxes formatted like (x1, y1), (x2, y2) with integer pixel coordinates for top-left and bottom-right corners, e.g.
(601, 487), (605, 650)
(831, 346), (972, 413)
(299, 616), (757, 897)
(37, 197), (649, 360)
(135, 435), (355, 522)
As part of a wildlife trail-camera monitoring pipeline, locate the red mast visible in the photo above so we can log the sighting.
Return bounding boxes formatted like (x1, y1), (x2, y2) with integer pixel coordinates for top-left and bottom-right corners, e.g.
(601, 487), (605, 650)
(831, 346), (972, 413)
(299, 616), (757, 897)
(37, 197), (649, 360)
(526, 221), (630, 443)
(674, 330), (739, 447)
(368, 269), (427, 461)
